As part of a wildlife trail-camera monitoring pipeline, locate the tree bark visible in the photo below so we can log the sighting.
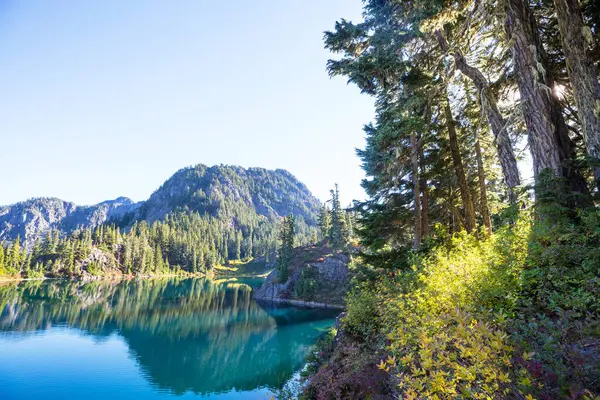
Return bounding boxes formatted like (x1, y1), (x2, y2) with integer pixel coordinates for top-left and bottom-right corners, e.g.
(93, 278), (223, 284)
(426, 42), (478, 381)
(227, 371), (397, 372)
(419, 143), (429, 238)
(504, 0), (587, 195)
(553, 0), (600, 185)
(435, 30), (521, 201)
(411, 132), (422, 250)
(475, 137), (492, 235)
(445, 96), (477, 233)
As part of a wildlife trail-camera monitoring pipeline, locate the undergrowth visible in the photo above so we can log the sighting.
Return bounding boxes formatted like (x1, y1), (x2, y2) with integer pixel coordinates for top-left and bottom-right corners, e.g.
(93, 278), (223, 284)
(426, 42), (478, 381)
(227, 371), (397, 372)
(311, 205), (600, 399)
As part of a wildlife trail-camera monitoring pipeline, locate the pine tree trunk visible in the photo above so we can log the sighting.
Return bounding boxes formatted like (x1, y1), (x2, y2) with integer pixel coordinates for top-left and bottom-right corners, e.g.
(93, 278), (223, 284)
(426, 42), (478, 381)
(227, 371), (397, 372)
(475, 137), (492, 235)
(445, 96), (476, 233)
(554, 0), (600, 185)
(435, 30), (521, 201)
(411, 132), (422, 250)
(504, 0), (587, 195)
(419, 144), (429, 238)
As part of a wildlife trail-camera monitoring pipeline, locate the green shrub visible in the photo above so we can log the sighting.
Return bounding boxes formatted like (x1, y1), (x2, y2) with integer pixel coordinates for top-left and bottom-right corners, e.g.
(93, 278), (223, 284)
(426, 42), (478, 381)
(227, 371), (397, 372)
(513, 205), (600, 397)
(342, 282), (382, 342)
(523, 207), (600, 315)
(86, 261), (102, 276)
(335, 201), (600, 398)
(511, 311), (600, 399)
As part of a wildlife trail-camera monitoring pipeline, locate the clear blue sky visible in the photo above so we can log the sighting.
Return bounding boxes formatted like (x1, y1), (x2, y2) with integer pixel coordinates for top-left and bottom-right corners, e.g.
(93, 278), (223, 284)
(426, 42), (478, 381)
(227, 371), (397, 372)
(0, 1), (374, 206)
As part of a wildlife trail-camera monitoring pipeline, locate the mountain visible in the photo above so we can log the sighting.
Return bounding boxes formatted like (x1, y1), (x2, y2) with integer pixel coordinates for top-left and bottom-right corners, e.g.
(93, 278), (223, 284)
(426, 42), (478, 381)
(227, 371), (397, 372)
(135, 165), (320, 225)
(0, 197), (140, 248)
(0, 165), (321, 249)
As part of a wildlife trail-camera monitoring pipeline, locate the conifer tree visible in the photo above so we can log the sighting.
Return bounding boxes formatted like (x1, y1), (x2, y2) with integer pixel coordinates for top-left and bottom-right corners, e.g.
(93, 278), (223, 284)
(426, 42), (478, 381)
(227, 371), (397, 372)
(329, 184), (346, 247)
(191, 250), (198, 273)
(553, 0), (600, 185)
(234, 231), (242, 260)
(344, 209), (355, 242)
(323, 0), (600, 265)
(318, 204), (331, 242)
(0, 244), (5, 272)
(154, 244), (164, 272)
(276, 215), (295, 281)
(9, 237), (23, 273)
(66, 241), (75, 272)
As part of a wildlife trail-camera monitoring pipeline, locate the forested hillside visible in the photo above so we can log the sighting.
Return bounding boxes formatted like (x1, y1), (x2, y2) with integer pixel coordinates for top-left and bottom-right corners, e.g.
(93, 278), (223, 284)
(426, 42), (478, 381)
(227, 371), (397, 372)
(132, 165), (320, 225)
(302, 1), (600, 399)
(0, 165), (321, 278)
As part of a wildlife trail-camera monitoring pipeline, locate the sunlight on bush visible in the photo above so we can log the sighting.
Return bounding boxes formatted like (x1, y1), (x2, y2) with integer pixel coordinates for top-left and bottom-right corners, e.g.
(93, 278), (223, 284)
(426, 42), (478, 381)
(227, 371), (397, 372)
(339, 208), (600, 398)
(343, 214), (536, 398)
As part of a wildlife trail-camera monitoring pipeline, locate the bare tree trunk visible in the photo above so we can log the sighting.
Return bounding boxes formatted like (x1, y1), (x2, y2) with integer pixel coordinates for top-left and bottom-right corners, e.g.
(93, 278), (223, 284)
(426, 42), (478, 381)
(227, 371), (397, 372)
(554, 0), (600, 186)
(475, 137), (492, 235)
(411, 132), (422, 250)
(435, 30), (521, 202)
(504, 0), (587, 196)
(419, 144), (429, 238)
(445, 96), (477, 233)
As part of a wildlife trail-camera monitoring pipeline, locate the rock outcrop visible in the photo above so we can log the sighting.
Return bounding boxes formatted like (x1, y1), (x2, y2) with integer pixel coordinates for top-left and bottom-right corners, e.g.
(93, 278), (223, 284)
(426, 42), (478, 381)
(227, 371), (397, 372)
(254, 247), (350, 308)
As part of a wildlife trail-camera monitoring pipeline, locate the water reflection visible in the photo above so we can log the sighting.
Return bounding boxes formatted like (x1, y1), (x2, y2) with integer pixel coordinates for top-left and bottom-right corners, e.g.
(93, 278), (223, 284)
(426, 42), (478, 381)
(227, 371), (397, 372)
(0, 278), (338, 397)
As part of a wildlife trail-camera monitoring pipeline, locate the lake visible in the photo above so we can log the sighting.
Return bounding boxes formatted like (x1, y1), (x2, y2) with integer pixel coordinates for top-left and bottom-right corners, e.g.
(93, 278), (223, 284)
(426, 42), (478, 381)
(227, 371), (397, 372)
(0, 278), (339, 399)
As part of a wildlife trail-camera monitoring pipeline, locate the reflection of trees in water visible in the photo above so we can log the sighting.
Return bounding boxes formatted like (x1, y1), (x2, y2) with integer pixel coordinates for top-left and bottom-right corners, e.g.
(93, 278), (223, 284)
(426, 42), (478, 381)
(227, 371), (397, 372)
(0, 279), (338, 395)
(0, 279), (267, 336)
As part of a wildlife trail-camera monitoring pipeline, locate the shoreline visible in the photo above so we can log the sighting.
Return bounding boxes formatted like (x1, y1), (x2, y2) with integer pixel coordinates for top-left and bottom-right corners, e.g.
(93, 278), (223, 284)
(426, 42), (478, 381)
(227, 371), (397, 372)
(0, 276), (47, 283)
(214, 271), (272, 279)
(0, 272), (207, 284)
(255, 296), (345, 310)
(1, 273), (343, 310)
(0, 270), (272, 285)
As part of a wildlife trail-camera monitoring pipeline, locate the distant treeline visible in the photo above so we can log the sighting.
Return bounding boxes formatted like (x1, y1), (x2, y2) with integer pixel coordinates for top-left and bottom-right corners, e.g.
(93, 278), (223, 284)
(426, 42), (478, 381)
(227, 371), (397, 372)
(0, 211), (317, 278)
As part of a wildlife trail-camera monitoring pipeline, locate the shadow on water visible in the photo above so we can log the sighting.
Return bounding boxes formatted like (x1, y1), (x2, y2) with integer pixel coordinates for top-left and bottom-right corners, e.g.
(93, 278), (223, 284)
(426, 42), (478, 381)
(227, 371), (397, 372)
(0, 278), (339, 396)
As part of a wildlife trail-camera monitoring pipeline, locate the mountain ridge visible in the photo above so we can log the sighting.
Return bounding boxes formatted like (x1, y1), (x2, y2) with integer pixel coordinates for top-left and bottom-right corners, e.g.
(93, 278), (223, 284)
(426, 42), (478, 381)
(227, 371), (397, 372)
(0, 164), (321, 248)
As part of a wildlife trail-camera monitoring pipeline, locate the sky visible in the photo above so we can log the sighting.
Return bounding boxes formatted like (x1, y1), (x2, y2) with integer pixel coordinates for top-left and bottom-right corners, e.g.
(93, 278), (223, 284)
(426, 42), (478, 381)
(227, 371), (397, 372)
(0, 1), (374, 206)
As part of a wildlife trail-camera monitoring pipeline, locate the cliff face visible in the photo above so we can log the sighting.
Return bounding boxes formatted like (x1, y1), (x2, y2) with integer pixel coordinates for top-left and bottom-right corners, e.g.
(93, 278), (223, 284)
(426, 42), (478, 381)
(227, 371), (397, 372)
(254, 245), (351, 308)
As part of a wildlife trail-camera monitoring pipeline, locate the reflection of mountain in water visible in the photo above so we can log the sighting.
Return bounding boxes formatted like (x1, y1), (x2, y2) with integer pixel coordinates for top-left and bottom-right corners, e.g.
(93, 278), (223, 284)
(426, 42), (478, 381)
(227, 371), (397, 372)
(0, 279), (338, 395)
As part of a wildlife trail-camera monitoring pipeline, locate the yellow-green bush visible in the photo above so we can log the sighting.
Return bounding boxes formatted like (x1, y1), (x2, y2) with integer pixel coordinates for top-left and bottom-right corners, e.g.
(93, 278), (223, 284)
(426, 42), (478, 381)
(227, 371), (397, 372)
(380, 218), (532, 398)
(342, 215), (536, 398)
(381, 308), (524, 399)
(339, 207), (600, 398)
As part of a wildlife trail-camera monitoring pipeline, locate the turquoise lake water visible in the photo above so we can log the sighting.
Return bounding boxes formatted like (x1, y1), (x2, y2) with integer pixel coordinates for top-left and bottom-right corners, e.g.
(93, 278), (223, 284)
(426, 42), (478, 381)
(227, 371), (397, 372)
(0, 278), (339, 399)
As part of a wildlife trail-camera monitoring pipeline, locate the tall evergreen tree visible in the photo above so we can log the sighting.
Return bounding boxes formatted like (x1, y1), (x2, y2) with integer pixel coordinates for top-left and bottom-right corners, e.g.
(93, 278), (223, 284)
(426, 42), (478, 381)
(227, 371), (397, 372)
(0, 243), (5, 272)
(553, 0), (600, 186)
(504, 0), (587, 196)
(329, 184), (346, 247)
(276, 215), (295, 281)
(318, 204), (331, 242)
